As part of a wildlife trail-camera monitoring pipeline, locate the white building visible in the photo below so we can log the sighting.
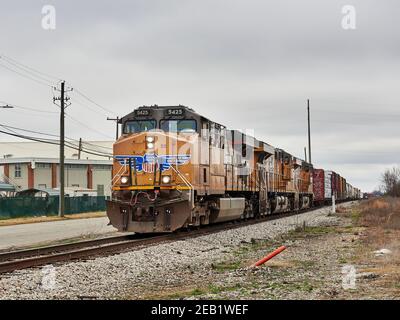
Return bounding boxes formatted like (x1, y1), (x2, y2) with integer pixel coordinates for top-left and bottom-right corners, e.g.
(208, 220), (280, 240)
(0, 141), (114, 196)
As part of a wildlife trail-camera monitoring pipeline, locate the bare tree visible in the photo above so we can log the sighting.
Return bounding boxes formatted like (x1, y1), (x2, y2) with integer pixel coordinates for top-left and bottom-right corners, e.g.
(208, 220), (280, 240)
(381, 166), (400, 197)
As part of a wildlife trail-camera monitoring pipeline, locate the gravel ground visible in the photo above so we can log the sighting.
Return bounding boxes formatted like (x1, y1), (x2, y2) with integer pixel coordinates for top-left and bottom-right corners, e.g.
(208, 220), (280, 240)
(0, 203), (355, 300)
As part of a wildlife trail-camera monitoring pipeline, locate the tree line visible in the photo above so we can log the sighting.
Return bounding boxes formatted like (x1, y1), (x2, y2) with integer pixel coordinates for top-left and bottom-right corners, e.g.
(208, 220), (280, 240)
(381, 167), (400, 197)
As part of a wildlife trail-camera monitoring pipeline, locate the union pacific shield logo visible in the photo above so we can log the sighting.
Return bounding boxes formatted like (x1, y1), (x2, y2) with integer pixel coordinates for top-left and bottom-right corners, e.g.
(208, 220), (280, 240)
(115, 153), (191, 172)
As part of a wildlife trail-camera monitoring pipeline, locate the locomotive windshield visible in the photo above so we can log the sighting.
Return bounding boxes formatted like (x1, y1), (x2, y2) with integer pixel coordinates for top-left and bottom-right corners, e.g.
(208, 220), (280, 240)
(160, 120), (197, 133)
(124, 120), (156, 133)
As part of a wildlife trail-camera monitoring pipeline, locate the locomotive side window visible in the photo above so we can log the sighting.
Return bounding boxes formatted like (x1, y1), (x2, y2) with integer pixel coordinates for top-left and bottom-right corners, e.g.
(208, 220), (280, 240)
(124, 120), (156, 133)
(160, 120), (197, 133)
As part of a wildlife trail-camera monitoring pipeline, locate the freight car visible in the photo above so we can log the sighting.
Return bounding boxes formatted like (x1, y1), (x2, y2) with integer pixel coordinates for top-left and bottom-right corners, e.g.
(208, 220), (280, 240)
(313, 169), (360, 205)
(107, 105), (359, 233)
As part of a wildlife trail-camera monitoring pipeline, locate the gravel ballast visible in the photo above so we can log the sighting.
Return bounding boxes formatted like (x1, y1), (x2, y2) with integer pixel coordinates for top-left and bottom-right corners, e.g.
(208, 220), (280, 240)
(0, 203), (353, 300)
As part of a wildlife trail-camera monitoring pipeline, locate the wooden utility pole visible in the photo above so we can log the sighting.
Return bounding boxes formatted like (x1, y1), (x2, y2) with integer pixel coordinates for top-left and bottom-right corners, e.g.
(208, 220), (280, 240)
(53, 81), (71, 217)
(78, 138), (82, 160)
(107, 116), (120, 140)
(304, 147), (307, 163)
(307, 99), (312, 164)
(59, 81), (66, 217)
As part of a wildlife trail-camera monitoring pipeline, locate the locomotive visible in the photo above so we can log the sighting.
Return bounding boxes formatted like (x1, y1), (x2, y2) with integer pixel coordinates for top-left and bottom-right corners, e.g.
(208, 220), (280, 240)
(106, 105), (360, 233)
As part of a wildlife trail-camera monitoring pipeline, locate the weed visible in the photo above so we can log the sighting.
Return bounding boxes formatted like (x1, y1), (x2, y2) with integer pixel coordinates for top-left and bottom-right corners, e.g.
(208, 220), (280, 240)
(211, 261), (241, 272)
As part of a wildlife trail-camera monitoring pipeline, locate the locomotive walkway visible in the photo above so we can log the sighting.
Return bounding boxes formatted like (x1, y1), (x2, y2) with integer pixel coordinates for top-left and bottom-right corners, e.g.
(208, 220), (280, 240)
(0, 216), (117, 251)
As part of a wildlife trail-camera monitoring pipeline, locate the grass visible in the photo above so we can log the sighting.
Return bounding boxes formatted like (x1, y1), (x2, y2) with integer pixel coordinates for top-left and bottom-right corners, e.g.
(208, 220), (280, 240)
(294, 259), (316, 268)
(263, 279), (315, 293)
(211, 260), (242, 272)
(343, 197), (400, 298)
(358, 197), (400, 229)
(144, 283), (245, 299)
(289, 225), (338, 238)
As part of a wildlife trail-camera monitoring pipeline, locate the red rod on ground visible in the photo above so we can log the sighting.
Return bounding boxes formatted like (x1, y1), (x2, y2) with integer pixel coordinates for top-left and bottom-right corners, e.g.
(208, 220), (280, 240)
(252, 246), (287, 267)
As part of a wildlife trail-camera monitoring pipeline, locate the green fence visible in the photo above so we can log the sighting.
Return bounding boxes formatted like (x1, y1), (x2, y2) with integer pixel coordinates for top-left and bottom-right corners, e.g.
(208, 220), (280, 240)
(0, 196), (107, 219)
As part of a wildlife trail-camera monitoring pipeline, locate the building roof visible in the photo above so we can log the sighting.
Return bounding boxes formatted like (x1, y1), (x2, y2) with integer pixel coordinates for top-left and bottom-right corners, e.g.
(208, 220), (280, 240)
(0, 157), (112, 165)
(0, 141), (113, 160)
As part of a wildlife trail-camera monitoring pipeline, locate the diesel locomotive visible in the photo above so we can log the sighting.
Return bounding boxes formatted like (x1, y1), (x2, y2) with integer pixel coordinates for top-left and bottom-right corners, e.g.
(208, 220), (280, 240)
(106, 105), (360, 233)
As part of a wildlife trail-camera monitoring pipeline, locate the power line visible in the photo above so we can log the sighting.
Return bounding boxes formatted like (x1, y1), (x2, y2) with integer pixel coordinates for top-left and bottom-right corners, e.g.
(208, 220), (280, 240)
(69, 97), (109, 117)
(0, 127), (113, 158)
(65, 112), (115, 140)
(0, 53), (61, 82)
(0, 101), (58, 114)
(0, 123), (112, 153)
(1, 53), (117, 119)
(0, 55), (58, 85)
(0, 62), (53, 87)
(1, 53), (117, 141)
(73, 87), (116, 115)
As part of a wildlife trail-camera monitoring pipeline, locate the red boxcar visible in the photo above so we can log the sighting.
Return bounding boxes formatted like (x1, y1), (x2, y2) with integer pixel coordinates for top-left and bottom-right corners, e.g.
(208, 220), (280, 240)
(313, 169), (325, 203)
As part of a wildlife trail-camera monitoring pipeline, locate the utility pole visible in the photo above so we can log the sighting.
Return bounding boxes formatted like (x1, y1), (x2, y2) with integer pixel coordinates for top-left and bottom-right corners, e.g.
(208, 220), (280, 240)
(304, 147), (307, 163)
(53, 81), (72, 217)
(307, 99), (312, 164)
(107, 116), (120, 140)
(78, 138), (82, 160)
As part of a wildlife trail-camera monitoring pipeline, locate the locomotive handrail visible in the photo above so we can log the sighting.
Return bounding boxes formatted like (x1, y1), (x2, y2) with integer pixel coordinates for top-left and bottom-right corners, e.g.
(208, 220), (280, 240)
(110, 159), (129, 192)
(170, 163), (194, 208)
(170, 164), (193, 190)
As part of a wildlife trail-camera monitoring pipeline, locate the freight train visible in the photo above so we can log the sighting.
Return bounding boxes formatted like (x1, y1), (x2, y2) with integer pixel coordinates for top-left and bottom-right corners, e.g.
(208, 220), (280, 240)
(106, 105), (361, 233)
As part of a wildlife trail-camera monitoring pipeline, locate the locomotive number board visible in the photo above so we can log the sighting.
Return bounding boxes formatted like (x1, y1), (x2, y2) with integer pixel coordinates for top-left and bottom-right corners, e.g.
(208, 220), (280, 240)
(134, 109), (151, 116)
(165, 108), (185, 117)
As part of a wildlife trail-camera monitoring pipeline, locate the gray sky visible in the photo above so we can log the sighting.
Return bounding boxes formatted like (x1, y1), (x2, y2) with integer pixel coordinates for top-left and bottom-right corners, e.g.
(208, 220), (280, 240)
(1, 0), (399, 192)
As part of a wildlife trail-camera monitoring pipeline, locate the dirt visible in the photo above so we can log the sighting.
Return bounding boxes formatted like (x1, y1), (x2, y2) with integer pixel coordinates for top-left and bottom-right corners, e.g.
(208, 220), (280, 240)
(136, 200), (400, 300)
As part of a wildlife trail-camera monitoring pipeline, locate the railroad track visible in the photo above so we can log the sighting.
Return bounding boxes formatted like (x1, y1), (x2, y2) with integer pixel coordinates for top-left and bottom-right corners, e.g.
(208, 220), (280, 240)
(0, 203), (343, 274)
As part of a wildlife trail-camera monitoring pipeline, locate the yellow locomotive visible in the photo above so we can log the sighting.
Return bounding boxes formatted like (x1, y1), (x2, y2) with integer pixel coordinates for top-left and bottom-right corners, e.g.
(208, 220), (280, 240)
(106, 105), (313, 233)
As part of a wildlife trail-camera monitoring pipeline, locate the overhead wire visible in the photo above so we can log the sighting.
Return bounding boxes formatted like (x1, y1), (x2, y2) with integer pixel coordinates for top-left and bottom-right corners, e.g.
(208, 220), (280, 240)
(0, 62), (53, 87)
(1, 53), (118, 141)
(0, 53), (61, 82)
(0, 127), (113, 159)
(0, 123), (113, 156)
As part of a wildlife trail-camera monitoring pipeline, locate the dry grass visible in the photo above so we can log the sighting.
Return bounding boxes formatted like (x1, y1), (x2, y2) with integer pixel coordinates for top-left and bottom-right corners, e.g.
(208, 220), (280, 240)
(358, 197), (400, 229)
(349, 197), (400, 298)
(0, 211), (107, 227)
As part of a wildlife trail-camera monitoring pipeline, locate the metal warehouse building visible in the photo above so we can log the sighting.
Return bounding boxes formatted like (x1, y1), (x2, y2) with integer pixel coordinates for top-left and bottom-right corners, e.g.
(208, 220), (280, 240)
(0, 158), (113, 196)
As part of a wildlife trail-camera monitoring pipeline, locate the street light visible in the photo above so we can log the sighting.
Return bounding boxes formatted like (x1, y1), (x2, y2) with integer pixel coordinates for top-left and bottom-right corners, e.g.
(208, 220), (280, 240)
(0, 105), (14, 109)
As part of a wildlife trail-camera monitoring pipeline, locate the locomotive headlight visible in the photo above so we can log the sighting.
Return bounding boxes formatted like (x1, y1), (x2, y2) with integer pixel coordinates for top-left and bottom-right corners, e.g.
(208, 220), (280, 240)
(146, 136), (155, 143)
(147, 142), (154, 149)
(120, 176), (129, 184)
(161, 175), (171, 184)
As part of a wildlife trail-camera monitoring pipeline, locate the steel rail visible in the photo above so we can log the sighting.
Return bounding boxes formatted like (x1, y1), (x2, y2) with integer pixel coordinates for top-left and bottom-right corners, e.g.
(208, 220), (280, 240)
(0, 234), (136, 262)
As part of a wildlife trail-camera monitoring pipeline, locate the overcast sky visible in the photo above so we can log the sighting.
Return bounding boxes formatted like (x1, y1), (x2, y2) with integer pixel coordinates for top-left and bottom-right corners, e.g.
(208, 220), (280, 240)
(1, 0), (399, 192)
